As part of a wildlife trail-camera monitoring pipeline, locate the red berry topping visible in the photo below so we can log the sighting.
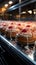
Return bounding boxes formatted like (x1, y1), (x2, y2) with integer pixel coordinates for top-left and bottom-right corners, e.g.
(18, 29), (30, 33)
(8, 26), (13, 29)
(26, 25), (30, 27)
(22, 29), (27, 33)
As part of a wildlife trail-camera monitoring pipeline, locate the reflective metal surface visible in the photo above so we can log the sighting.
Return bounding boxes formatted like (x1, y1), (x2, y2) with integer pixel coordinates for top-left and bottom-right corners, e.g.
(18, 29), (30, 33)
(0, 35), (36, 65)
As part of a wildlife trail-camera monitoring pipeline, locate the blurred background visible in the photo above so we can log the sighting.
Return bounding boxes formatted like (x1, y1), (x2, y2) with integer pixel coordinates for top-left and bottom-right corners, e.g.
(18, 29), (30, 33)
(0, 0), (36, 21)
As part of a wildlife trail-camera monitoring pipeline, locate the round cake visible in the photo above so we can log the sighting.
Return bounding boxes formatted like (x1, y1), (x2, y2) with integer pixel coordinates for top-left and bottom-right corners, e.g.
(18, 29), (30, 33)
(16, 29), (34, 45)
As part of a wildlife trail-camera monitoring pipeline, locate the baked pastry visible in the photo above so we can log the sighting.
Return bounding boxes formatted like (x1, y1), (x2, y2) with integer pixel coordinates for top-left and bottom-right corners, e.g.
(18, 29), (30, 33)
(16, 29), (34, 45)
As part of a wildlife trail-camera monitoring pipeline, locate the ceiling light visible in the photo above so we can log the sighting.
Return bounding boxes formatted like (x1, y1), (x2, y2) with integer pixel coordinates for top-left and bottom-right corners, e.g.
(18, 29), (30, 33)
(2, 7), (6, 12)
(34, 12), (36, 14)
(28, 10), (32, 14)
(22, 11), (26, 14)
(33, 9), (36, 14)
(4, 4), (8, 8)
(8, 1), (13, 4)
(21, 11), (26, 14)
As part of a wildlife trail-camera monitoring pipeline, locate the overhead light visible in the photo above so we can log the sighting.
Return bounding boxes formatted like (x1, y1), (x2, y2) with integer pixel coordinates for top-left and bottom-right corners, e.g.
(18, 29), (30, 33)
(28, 10), (32, 14)
(34, 12), (36, 14)
(22, 12), (26, 14)
(21, 11), (26, 14)
(33, 9), (36, 14)
(2, 7), (6, 12)
(8, 1), (13, 5)
(4, 4), (8, 8)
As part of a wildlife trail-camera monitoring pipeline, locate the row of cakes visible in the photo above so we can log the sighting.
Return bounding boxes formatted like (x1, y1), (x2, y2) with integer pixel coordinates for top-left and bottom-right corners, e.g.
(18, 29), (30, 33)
(0, 21), (36, 44)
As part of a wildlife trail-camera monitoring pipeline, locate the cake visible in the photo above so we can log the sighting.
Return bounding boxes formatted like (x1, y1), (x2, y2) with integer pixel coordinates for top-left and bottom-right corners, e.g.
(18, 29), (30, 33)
(0, 21), (36, 42)
(16, 28), (34, 45)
